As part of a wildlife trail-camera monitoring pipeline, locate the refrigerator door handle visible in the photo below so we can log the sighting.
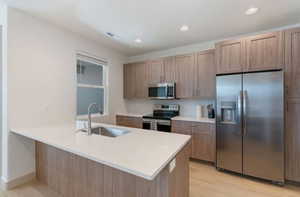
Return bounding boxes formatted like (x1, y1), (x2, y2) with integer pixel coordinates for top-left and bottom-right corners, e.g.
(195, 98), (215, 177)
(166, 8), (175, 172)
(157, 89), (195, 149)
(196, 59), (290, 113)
(235, 91), (243, 136)
(243, 90), (247, 136)
(237, 91), (243, 125)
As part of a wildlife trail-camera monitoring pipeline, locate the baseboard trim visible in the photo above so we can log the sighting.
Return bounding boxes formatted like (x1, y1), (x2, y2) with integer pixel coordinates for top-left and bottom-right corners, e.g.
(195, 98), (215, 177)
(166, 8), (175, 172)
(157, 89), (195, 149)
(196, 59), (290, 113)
(1, 172), (36, 190)
(286, 180), (300, 186)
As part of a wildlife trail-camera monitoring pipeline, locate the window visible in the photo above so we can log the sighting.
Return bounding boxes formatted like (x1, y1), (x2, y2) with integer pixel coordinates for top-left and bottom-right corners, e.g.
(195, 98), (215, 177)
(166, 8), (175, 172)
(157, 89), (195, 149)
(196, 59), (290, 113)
(76, 54), (108, 117)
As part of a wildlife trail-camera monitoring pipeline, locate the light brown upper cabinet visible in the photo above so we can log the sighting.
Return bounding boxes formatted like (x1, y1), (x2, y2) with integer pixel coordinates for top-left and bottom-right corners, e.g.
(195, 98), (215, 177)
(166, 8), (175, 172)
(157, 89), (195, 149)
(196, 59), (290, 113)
(216, 31), (284, 74)
(194, 49), (216, 98)
(215, 39), (245, 74)
(146, 59), (164, 84)
(124, 62), (147, 99)
(245, 32), (284, 72)
(124, 63), (136, 99)
(175, 54), (195, 98)
(135, 62), (147, 98)
(163, 56), (177, 83)
(285, 27), (300, 99)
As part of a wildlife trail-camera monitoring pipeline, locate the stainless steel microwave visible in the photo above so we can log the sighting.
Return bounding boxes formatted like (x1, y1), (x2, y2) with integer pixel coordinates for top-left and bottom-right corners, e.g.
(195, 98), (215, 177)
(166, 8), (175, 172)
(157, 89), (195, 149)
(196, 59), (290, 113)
(148, 83), (176, 99)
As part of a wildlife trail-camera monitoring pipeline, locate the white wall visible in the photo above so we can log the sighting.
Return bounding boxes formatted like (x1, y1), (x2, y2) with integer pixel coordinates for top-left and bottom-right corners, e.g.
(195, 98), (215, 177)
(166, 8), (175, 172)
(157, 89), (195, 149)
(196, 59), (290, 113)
(125, 99), (214, 118)
(2, 7), (127, 183)
(0, 23), (3, 180)
(0, 3), (7, 183)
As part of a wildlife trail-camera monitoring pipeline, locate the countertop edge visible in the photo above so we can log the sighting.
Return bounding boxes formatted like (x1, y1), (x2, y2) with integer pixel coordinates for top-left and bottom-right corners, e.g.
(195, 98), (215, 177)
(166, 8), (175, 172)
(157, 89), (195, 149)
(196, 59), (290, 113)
(171, 116), (215, 124)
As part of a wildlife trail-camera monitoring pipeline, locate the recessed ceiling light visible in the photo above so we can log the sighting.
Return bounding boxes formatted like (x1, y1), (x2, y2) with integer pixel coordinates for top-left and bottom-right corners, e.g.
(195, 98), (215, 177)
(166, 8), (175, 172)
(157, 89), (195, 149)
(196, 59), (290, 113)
(180, 25), (189, 32)
(134, 38), (142, 43)
(245, 7), (259, 15)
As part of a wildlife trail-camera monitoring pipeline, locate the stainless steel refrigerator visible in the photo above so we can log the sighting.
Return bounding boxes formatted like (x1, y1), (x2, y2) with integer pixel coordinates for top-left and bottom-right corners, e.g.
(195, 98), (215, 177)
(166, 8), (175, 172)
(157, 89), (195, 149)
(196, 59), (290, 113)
(216, 70), (284, 184)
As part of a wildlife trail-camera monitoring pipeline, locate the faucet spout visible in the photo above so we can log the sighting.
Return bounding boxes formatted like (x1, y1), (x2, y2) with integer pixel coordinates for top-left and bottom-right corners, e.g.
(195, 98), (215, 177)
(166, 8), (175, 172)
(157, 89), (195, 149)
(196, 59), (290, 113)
(87, 103), (99, 135)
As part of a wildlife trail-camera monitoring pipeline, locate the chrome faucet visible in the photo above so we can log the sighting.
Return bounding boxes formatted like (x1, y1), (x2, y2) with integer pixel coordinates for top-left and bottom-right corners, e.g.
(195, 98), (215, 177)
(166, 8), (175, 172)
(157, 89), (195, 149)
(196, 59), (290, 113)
(87, 103), (99, 135)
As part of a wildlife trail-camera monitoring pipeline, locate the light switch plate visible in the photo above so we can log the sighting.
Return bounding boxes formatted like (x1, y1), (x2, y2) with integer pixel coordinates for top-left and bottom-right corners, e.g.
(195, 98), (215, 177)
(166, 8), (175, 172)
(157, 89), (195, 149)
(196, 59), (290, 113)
(169, 158), (176, 173)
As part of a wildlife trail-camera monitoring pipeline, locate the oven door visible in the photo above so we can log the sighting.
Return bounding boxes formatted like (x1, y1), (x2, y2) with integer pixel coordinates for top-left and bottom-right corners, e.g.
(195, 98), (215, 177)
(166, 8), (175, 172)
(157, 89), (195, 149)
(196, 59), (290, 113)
(156, 120), (171, 132)
(143, 119), (155, 130)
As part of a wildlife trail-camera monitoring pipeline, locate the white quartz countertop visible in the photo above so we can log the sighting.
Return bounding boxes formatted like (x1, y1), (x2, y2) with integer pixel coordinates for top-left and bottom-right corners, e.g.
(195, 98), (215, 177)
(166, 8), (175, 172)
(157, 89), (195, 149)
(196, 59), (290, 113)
(116, 113), (145, 118)
(10, 122), (190, 181)
(172, 116), (215, 124)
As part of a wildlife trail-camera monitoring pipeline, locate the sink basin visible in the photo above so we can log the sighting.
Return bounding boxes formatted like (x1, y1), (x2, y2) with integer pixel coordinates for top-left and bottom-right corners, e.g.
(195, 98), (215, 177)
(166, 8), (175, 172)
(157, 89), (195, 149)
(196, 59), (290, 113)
(79, 126), (130, 137)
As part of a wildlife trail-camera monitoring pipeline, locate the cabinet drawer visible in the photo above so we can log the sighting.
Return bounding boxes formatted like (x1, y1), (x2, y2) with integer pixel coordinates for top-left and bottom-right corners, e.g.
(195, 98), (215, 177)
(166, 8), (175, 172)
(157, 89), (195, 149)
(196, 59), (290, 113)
(116, 115), (142, 128)
(171, 120), (192, 135)
(191, 122), (213, 134)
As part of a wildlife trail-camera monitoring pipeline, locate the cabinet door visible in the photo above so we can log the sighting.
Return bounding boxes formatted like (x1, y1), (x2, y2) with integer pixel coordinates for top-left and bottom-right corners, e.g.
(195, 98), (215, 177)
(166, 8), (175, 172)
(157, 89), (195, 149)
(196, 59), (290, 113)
(124, 63), (136, 99)
(147, 59), (164, 85)
(175, 54), (195, 98)
(285, 28), (300, 99)
(245, 32), (284, 72)
(191, 123), (215, 162)
(171, 120), (192, 136)
(215, 39), (245, 74)
(135, 62), (147, 98)
(194, 50), (216, 98)
(285, 99), (300, 182)
(163, 56), (177, 83)
(116, 115), (143, 128)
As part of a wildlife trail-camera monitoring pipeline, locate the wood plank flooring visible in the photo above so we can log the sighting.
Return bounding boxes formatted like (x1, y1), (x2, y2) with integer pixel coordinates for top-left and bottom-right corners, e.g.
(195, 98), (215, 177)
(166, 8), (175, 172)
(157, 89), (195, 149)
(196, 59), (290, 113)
(1, 161), (300, 197)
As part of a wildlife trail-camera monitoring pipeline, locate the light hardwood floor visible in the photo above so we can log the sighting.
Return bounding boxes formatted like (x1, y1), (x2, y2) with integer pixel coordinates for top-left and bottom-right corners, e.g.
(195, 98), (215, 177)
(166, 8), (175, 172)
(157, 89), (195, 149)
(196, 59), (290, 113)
(190, 161), (300, 197)
(1, 161), (300, 197)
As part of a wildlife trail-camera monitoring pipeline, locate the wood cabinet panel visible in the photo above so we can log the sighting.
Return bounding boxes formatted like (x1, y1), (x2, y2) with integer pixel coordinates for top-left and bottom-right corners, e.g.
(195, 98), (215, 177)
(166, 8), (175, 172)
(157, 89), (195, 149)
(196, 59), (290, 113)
(194, 49), (216, 98)
(146, 59), (164, 84)
(172, 120), (216, 162)
(116, 115), (143, 128)
(216, 39), (245, 74)
(124, 63), (147, 99)
(163, 56), (177, 83)
(135, 62), (147, 98)
(124, 63), (136, 99)
(191, 123), (215, 162)
(285, 99), (300, 182)
(175, 54), (195, 98)
(171, 120), (192, 136)
(245, 32), (283, 72)
(36, 142), (190, 197)
(285, 28), (300, 99)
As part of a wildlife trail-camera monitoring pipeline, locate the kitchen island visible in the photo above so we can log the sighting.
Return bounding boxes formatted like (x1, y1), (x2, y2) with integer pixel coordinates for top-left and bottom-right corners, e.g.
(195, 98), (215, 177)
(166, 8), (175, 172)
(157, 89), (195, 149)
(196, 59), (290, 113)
(11, 122), (191, 197)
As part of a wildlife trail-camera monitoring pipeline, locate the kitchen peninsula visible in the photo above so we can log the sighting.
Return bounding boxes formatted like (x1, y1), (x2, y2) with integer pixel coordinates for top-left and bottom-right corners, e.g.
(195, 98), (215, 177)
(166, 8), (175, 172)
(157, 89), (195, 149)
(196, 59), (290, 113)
(11, 122), (191, 197)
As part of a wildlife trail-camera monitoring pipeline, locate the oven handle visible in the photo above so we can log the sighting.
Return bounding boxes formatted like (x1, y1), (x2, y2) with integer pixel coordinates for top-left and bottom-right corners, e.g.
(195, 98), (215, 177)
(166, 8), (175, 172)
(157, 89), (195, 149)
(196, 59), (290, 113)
(156, 120), (171, 126)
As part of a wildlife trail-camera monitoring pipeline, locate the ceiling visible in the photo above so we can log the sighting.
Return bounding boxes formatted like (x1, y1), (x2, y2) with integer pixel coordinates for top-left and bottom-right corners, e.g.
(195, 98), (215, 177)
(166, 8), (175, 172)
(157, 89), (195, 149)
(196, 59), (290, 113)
(4, 0), (300, 56)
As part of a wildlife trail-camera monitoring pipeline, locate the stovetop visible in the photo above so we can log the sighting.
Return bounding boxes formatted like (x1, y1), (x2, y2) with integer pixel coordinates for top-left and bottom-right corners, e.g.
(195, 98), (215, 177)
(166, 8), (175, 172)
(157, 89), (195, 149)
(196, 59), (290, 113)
(142, 114), (177, 120)
(143, 110), (179, 120)
(143, 104), (180, 120)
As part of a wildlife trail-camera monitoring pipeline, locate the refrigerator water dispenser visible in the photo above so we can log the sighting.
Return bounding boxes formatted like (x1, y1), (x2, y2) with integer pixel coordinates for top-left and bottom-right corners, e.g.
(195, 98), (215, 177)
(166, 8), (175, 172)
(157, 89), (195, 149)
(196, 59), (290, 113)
(220, 101), (236, 123)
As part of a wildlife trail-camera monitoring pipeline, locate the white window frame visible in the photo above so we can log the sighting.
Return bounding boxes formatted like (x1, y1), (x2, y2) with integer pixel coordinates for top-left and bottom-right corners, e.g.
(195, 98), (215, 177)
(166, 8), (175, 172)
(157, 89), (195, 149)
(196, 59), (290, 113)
(76, 53), (108, 119)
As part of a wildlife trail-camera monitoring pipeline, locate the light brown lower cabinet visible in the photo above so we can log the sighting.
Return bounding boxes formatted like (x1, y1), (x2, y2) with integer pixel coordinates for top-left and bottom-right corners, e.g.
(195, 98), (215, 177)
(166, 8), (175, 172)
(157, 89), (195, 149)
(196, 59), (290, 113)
(172, 120), (216, 163)
(191, 123), (216, 162)
(116, 115), (143, 128)
(285, 98), (300, 182)
(36, 142), (190, 197)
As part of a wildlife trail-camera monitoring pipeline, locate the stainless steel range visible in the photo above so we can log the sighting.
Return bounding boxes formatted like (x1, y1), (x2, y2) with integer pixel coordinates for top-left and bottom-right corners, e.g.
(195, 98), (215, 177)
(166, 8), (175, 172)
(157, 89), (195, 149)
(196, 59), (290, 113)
(142, 104), (179, 132)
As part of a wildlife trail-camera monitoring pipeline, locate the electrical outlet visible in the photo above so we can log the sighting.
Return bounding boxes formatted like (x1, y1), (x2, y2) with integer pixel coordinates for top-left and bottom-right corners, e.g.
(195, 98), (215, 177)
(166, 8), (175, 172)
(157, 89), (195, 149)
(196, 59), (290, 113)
(169, 158), (176, 173)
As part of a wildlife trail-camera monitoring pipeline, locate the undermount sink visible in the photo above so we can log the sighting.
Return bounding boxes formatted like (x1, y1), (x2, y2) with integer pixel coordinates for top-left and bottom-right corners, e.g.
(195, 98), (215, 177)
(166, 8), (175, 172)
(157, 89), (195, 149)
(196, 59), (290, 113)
(79, 126), (130, 138)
